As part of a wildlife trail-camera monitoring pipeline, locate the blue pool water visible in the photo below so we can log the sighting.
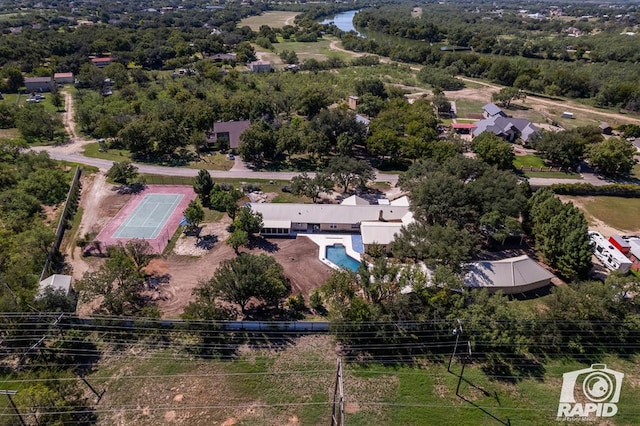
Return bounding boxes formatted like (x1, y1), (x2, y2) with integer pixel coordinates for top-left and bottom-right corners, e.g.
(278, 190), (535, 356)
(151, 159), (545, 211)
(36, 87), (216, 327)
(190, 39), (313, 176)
(326, 244), (361, 272)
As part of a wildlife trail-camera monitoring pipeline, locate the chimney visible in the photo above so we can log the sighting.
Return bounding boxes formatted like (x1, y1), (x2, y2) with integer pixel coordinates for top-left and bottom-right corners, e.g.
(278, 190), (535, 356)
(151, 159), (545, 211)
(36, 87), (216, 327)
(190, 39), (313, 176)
(378, 210), (385, 222)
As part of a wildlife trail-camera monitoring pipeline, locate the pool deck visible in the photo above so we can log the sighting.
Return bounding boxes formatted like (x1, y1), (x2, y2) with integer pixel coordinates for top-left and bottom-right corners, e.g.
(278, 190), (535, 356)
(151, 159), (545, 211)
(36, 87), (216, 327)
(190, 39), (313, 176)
(300, 233), (363, 271)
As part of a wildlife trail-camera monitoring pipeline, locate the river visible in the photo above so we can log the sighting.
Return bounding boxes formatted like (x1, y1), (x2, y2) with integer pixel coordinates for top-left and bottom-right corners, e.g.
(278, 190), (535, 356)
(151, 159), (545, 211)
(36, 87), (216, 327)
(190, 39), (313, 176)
(320, 10), (360, 34)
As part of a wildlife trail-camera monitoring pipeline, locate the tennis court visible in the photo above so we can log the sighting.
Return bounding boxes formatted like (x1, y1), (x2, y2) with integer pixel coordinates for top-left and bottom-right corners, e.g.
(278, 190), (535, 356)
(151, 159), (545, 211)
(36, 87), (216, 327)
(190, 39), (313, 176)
(112, 194), (184, 239)
(96, 185), (197, 254)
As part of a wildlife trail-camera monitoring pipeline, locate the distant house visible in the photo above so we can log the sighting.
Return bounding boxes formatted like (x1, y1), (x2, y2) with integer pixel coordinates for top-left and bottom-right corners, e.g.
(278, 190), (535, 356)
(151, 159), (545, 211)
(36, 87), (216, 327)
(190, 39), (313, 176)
(91, 57), (113, 68)
(599, 122), (613, 135)
(473, 116), (539, 143)
(464, 255), (556, 294)
(355, 114), (370, 127)
(247, 60), (272, 73)
(54, 72), (74, 85)
(24, 76), (53, 92)
(210, 53), (237, 63)
(482, 103), (507, 119)
(37, 274), (72, 297)
(206, 120), (251, 151)
(348, 95), (359, 110)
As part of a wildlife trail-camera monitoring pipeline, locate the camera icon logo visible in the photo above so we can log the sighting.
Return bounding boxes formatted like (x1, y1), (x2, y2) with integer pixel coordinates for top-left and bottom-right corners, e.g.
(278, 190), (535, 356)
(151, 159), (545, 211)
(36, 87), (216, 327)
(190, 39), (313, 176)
(557, 364), (624, 419)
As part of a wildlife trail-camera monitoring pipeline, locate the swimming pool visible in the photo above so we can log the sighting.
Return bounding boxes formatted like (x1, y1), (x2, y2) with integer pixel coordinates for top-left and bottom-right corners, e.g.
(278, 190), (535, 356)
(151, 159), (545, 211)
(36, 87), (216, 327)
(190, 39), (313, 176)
(325, 244), (361, 272)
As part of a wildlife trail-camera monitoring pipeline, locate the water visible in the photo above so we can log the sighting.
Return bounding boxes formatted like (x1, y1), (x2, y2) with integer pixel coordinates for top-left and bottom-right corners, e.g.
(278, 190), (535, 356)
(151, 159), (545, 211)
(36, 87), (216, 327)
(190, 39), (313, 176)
(326, 244), (361, 272)
(320, 10), (360, 34)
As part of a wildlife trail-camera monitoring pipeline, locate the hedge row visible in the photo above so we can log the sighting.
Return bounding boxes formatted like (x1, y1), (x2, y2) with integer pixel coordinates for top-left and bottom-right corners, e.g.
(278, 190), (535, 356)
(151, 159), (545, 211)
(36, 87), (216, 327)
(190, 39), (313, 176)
(550, 182), (640, 197)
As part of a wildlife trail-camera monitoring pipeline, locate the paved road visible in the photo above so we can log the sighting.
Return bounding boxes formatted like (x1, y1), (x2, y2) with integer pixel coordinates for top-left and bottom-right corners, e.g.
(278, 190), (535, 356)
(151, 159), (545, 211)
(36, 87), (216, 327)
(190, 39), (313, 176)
(33, 88), (611, 188)
(35, 149), (402, 183)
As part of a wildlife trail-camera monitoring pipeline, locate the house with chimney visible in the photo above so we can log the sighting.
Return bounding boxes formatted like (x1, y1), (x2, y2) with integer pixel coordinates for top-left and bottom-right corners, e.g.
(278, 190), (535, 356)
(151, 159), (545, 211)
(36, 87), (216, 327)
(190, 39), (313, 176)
(250, 195), (412, 249)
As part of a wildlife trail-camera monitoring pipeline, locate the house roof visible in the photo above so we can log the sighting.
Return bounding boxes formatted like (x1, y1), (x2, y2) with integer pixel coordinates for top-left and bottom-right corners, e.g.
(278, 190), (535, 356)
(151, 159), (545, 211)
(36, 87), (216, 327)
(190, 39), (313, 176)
(599, 122), (612, 129)
(210, 120), (251, 149)
(627, 238), (640, 259)
(361, 222), (403, 245)
(91, 57), (113, 64)
(473, 116), (539, 143)
(341, 195), (370, 205)
(39, 274), (72, 293)
(391, 196), (410, 207)
(355, 114), (370, 126)
(610, 234), (630, 248)
(54, 72), (74, 78)
(464, 255), (555, 290)
(452, 123), (477, 129)
(482, 103), (504, 117)
(250, 203), (410, 225)
(24, 76), (52, 83)
(210, 53), (236, 60)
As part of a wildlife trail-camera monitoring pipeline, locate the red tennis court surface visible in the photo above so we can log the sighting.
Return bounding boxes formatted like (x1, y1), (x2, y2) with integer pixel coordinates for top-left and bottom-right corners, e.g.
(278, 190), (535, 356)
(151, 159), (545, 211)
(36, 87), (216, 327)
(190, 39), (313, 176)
(96, 185), (197, 253)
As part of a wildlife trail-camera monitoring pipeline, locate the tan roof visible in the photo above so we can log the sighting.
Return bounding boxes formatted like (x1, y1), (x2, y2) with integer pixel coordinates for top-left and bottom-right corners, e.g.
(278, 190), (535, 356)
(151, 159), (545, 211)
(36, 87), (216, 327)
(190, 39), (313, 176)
(54, 72), (74, 78)
(24, 76), (52, 83)
(464, 255), (555, 290)
(341, 195), (370, 205)
(361, 222), (403, 245)
(250, 203), (410, 225)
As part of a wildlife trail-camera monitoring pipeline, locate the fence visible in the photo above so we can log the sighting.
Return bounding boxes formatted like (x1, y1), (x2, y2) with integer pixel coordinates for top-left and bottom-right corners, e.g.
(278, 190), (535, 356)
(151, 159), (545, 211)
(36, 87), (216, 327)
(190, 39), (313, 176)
(39, 167), (82, 282)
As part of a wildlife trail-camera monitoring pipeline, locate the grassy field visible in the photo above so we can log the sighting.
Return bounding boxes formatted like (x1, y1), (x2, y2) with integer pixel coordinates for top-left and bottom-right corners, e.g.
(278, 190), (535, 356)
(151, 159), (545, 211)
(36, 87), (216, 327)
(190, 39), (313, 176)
(570, 196), (640, 233)
(452, 98), (485, 118)
(86, 335), (640, 425)
(239, 11), (299, 30)
(513, 154), (546, 168)
(0, 127), (19, 139)
(257, 36), (356, 65)
(83, 143), (234, 171)
(523, 171), (582, 179)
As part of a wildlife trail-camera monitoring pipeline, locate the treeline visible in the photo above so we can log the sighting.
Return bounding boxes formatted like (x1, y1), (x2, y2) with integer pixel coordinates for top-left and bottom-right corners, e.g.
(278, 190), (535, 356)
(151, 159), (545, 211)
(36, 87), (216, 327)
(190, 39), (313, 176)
(341, 5), (640, 110)
(0, 140), (72, 310)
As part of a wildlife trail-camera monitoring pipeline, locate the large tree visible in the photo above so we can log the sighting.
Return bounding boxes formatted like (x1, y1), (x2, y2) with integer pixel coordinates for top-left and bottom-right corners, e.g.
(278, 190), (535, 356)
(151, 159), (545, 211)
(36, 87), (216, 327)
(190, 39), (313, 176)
(586, 137), (637, 177)
(106, 161), (139, 185)
(75, 247), (151, 316)
(471, 132), (515, 170)
(290, 172), (333, 203)
(325, 156), (375, 193)
(529, 190), (592, 280)
(184, 199), (205, 233)
(195, 253), (289, 316)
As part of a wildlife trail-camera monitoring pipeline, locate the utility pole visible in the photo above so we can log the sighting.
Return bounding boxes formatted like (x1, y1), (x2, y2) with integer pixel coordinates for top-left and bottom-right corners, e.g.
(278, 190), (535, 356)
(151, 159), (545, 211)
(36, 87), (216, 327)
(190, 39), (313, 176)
(330, 357), (345, 426)
(0, 390), (27, 426)
(448, 319), (463, 373)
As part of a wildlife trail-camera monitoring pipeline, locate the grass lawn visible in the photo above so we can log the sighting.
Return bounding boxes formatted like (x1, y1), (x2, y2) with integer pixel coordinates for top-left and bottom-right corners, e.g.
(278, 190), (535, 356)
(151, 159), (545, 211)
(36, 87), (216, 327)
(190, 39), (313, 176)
(633, 163), (640, 180)
(513, 154), (546, 168)
(523, 171), (582, 179)
(83, 143), (234, 171)
(86, 335), (640, 425)
(575, 196), (640, 233)
(453, 98), (485, 118)
(239, 11), (299, 30)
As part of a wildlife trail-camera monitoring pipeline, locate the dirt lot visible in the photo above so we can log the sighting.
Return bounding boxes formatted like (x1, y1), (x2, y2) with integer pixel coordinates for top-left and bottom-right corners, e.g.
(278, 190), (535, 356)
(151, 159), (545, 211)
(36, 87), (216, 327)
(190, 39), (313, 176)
(155, 234), (331, 318)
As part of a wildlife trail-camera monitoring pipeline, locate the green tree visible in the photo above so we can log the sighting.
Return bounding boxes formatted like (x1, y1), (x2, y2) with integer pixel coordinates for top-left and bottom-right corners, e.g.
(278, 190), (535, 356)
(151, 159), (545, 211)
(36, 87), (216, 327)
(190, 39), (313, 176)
(76, 247), (150, 316)
(471, 132), (515, 170)
(586, 137), (637, 177)
(193, 169), (214, 205)
(198, 253), (289, 316)
(227, 228), (249, 255)
(355, 78), (387, 98)
(529, 190), (592, 280)
(15, 104), (62, 142)
(1, 65), (24, 93)
(325, 156), (375, 193)
(106, 161), (139, 185)
(391, 222), (478, 272)
(491, 87), (524, 108)
(534, 130), (586, 168)
(290, 172), (333, 203)
(122, 239), (155, 273)
(184, 199), (205, 233)
(233, 206), (263, 236)
(18, 168), (69, 205)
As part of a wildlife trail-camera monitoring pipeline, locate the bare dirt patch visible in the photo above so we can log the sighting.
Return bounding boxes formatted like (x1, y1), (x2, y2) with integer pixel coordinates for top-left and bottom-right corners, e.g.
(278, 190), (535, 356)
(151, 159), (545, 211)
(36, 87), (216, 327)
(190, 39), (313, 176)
(158, 234), (331, 318)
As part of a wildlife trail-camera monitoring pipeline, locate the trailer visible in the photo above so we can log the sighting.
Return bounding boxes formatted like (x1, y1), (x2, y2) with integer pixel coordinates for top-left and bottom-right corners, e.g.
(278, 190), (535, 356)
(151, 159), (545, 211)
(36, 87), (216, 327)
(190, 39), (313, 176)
(589, 231), (632, 274)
